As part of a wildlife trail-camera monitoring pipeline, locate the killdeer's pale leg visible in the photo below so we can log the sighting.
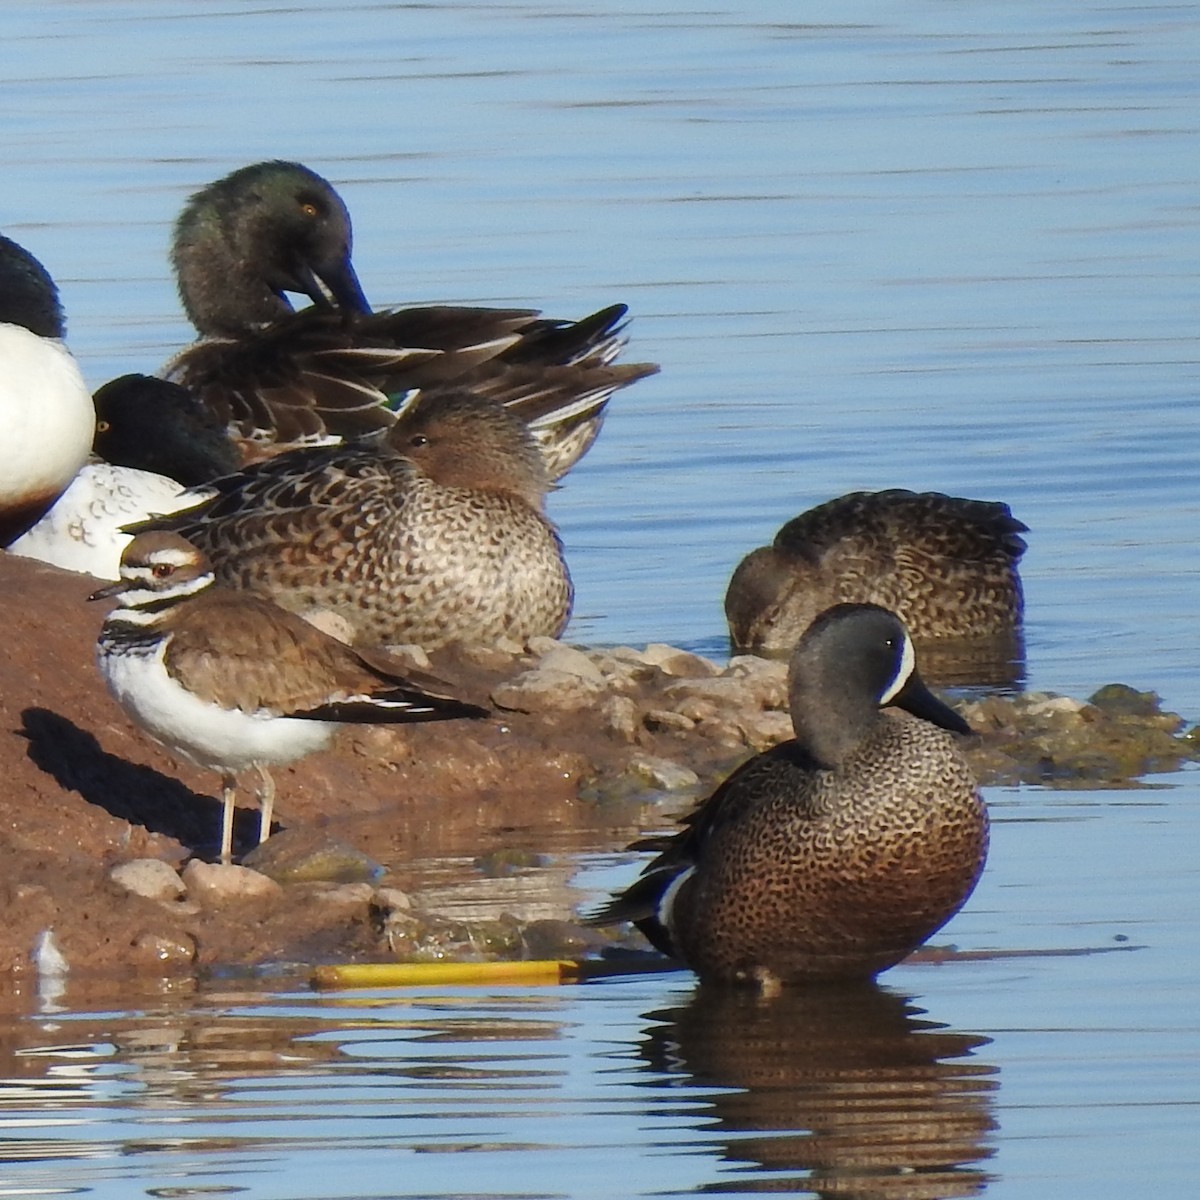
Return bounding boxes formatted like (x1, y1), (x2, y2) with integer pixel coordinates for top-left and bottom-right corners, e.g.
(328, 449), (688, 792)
(255, 766), (276, 849)
(219, 775), (238, 867)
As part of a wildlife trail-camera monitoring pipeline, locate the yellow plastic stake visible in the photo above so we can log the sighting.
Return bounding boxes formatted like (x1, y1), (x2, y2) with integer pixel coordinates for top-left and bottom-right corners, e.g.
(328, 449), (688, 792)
(312, 960), (582, 989)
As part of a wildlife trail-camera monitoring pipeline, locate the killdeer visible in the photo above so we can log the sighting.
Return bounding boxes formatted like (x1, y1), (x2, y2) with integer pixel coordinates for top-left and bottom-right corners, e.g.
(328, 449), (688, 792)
(164, 160), (657, 476)
(92, 531), (489, 864)
(141, 391), (573, 650)
(0, 233), (94, 546)
(588, 604), (987, 989)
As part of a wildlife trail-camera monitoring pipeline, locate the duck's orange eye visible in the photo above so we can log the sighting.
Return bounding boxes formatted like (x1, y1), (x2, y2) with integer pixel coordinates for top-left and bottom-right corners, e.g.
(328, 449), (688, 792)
(300, 202), (319, 218)
(152, 563), (173, 579)
(96, 419), (110, 434)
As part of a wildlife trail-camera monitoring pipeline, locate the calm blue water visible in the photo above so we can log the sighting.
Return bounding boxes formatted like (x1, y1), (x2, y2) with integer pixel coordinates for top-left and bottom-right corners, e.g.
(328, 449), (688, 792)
(4, 2), (1200, 1196)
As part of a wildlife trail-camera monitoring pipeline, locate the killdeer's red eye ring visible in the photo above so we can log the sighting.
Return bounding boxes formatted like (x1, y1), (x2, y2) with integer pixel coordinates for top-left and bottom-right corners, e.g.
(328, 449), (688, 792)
(152, 563), (172, 579)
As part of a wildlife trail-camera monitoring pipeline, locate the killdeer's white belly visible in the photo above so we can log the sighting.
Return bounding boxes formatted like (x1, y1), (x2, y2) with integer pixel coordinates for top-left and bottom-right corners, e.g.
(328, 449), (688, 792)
(11, 464), (211, 580)
(98, 640), (335, 774)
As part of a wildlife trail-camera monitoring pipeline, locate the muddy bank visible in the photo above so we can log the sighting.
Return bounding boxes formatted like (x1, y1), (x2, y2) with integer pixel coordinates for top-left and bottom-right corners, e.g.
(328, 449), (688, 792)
(1, 551), (1196, 981)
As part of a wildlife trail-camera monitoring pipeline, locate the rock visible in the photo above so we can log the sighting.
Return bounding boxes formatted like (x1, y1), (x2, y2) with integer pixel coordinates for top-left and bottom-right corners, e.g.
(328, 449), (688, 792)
(374, 887), (414, 914)
(242, 829), (385, 885)
(379, 642), (432, 671)
(638, 643), (722, 678)
(725, 655), (789, 708)
(736, 709), (794, 750)
(457, 641), (520, 670)
(523, 918), (606, 959)
(588, 653), (647, 689)
(662, 674), (760, 710)
(1023, 694), (1086, 719)
(492, 661), (605, 712)
(671, 694), (722, 724)
(644, 708), (695, 734)
(602, 694), (639, 742)
(627, 753), (701, 791)
(1088, 683), (1164, 718)
(532, 642), (607, 685)
(130, 931), (197, 969)
(299, 607), (357, 644)
(110, 859), (186, 902)
(314, 882), (376, 907)
(181, 861), (283, 907)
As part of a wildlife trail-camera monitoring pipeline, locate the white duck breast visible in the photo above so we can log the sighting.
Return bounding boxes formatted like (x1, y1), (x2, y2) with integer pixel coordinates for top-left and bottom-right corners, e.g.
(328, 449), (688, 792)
(0, 325), (93, 531)
(9, 463), (212, 580)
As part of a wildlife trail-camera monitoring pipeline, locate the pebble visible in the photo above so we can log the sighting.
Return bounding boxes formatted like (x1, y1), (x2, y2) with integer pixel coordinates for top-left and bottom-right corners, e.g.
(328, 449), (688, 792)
(242, 829), (385, 884)
(314, 882), (376, 907)
(181, 861), (283, 907)
(627, 753), (701, 792)
(602, 694), (639, 741)
(638, 644), (723, 678)
(374, 887), (414, 913)
(644, 708), (695, 734)
(492, 661), (604, 712)
(131, 932), (197, 968)
(1023, 694), (1086, 718)
(110, 858), (187, 902)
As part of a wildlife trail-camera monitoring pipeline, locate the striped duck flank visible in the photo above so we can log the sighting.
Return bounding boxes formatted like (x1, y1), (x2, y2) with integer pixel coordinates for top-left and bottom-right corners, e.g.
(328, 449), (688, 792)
(0, 233), (94, 546)
(588, 603), (988, 990)
(725, 489), (1028, 684)
(136, 391), (572, 651)
(92, 531), (488, 864)
(165, 160), (657, 476)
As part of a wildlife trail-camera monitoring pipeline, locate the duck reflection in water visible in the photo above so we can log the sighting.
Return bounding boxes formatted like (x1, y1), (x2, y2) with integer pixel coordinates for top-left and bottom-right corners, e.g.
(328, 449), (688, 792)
(639, 983), (998, 1199)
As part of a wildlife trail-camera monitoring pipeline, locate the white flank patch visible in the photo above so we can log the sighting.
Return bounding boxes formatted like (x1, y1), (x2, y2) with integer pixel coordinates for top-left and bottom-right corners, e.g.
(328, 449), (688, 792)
(657, 866), (696, 939)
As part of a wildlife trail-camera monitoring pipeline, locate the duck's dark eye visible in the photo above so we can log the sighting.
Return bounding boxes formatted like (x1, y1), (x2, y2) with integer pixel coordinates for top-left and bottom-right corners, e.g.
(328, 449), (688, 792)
(152, 563), (173, 579)
(408, 434), (429, 449)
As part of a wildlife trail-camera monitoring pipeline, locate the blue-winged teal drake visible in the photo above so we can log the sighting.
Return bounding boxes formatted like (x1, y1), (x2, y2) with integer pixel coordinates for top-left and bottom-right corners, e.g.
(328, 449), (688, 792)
(164, 160), (657, 476)
(140, 391), (572, 650)
(589, 603), (988, 988)
(726, 490), (1028, 654)
(92, 532), (488, 863)
(0, 234), (94, 546)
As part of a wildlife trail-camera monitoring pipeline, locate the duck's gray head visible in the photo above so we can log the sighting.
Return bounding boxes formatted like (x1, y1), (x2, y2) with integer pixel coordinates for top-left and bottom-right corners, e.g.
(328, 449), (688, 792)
(0, 233), (64, 339)
(172, 160), (372, 336)
(787, 603), (971, 767)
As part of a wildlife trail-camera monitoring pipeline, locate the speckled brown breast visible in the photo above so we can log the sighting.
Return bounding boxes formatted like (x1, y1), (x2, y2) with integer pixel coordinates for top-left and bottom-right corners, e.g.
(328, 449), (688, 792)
(674, 712), (988, 984)
(192, 473), (572, 650)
